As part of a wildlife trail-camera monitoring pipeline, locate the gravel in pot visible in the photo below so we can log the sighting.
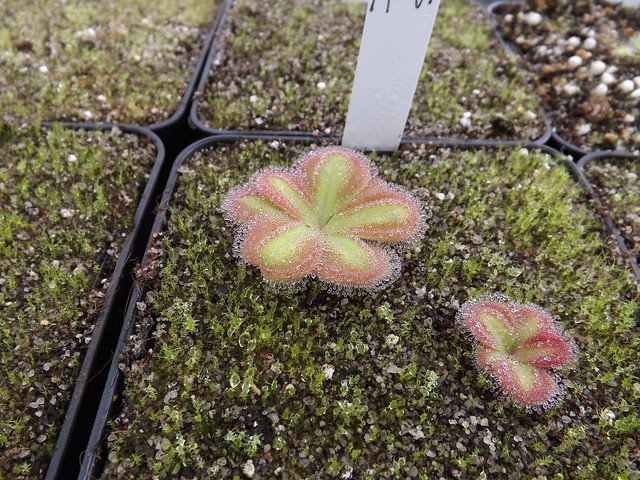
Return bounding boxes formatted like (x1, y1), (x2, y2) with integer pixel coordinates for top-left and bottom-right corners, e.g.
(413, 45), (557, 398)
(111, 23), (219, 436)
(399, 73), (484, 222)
(492, 0), (640, 152)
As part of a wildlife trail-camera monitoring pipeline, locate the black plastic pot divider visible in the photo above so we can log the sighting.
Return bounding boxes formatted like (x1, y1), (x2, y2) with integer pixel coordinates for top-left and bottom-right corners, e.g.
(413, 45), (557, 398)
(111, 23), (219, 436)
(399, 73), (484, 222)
(574, 151), (640, 283)
(41, 123), (164, 480)
(40, 6), (226, 477)
(76, 135), (569, 479)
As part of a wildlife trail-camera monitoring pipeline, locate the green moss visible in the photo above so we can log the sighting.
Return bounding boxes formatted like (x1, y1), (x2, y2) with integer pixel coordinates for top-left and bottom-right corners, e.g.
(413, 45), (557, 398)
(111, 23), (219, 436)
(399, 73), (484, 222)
(0, 0), (218, 124)
(0, 124), (155, 479)
(103, 141), (638, 478)
(198, 0), (546, 140)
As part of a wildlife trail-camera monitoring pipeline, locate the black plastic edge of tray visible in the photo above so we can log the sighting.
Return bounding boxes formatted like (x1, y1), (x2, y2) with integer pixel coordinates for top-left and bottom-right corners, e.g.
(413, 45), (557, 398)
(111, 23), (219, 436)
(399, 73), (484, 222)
(146, 4), (222, 134)
(76, 133), (563, 479)
(574, 150), (640, 283)
(485, 0), (604, 159)
(485, 0), (525, 57)
(189, 0), (552, 146)
(41, 122), (166, 480)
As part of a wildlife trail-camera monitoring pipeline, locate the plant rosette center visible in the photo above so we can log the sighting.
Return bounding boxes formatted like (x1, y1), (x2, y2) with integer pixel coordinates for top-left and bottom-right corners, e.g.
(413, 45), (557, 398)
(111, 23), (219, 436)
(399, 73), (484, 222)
(223, 146), (425, 290)
(457, 294), (576, 408)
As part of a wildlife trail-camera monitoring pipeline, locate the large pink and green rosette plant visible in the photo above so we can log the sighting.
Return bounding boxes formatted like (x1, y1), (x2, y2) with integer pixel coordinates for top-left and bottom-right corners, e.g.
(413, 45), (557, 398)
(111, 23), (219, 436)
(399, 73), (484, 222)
(457, 294), (577, 408)
(222, 146), (425, 291)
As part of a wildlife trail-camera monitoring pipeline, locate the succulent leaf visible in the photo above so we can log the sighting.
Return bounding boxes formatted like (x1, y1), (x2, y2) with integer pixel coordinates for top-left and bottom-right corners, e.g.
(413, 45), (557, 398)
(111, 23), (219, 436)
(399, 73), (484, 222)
(325, 191), (421, 242)
(460, 300), (517, 351)
(224, 184), (291, 223)
(222, 146), (424, 290)
(242, 220), (322, 283)
(458, 295), (575, 408)
(476, 346), (561, 407)
(255, 171), (314, 222)
(515, 331), (575, 368)
(317, 234), (395, 287)
(297, 147), (373, 223)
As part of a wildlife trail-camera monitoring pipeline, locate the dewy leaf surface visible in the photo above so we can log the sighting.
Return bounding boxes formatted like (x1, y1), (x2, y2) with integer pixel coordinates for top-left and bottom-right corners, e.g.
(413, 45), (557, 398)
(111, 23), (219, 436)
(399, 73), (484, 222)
(297, 148), (372, 224)
(460, 300), (516, 351)
(222, 146), (424, 290)
(458, 295), (575, 407)
(256, 171), (314, 222)
(317, 234), (395, 287)
(476, 346), (561, 406)
(224, 184), (290, 223)
(515, 332), (575, 368)
(325, 198), (418, 242)
(242, 220), (322, 283)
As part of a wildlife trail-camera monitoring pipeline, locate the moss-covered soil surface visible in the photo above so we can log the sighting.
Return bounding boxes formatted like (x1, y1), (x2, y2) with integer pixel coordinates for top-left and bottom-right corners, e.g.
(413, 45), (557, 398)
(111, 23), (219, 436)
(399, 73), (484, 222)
(0, 0), (218, 125)
(0, 124), (155, 479)
(493, 0), (640, 152)
(197, 0), (547, 141)
(102, 140), (639, 479)
(583, 156), (640, 265)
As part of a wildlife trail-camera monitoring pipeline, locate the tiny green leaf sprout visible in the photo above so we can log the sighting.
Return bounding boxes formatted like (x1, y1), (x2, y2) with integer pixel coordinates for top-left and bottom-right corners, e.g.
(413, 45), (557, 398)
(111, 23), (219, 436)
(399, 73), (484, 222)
(457, 294), (576, 409)
(223, 146), (425, 292)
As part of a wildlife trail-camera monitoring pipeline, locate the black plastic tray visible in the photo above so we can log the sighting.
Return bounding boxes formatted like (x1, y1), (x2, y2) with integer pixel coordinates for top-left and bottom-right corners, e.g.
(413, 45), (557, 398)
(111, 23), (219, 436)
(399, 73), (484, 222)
(35, 123), (165, 480)
(190, 0), (552, 146)
(77, 134), (570, 479)
(148, 2), (226, 141)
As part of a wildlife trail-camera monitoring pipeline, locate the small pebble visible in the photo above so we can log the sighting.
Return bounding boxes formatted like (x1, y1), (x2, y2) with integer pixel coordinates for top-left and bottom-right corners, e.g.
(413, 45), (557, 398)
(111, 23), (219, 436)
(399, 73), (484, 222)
(630, 89), (640, 100)
(459, 111), (472, 127)
(634, 76), (640, 88)
(618, 79), (635, 93)
(249, 95), (258, 103)
(576, 124), (591, 135)
(589, 60), (606, 76)
(322, 364), (335, 380)
(520, 11), (543, 26)
(243, 460), (255, 477)
(67, 154), (77, 162)
(316, 81), (326, 90)
(567, 36), (581, 48)
(592, 83), (608, 96)
(38, 65), (48, 73)
(582, 37), (597, 50)
(604, 132), (618, 144)
(567, 55), (583, 68)
(563, 83), (580, 96)
(602, 72), (617, 85)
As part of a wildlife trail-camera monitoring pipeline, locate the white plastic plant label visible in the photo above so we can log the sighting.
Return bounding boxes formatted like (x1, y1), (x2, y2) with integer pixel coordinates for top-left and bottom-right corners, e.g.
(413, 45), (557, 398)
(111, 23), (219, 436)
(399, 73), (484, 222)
(342, 0), (442, 151)
(606, 0), (640, 7)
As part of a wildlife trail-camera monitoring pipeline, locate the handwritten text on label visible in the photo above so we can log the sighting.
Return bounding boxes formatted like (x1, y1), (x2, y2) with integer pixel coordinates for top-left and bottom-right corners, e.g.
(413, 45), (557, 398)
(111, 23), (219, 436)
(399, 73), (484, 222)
(369, 0), (434, 13)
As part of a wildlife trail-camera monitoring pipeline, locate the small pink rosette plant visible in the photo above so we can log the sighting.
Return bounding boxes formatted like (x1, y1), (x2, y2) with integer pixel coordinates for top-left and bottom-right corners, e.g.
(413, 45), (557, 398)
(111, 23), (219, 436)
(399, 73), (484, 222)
(457, 294), (576, 408)
(222, 146), (425, 291)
